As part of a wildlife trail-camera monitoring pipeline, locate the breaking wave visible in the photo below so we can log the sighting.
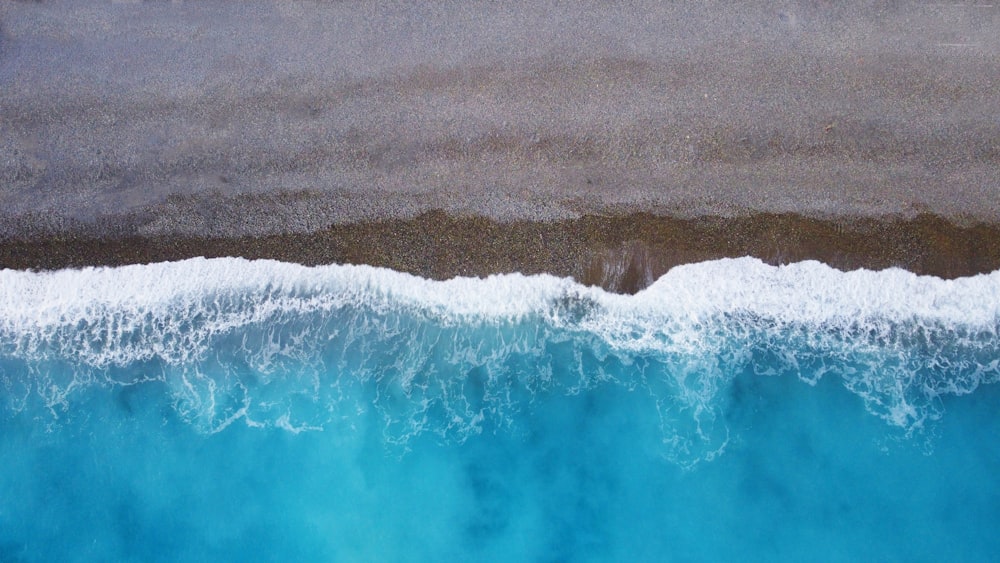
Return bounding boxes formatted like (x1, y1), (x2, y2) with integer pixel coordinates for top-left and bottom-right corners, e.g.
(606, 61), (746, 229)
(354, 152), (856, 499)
(1, 257), (998, 463)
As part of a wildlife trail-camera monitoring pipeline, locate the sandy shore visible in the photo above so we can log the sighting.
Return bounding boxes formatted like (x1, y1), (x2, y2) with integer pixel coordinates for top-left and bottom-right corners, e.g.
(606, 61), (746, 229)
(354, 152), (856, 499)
(2, 1), (998, 291)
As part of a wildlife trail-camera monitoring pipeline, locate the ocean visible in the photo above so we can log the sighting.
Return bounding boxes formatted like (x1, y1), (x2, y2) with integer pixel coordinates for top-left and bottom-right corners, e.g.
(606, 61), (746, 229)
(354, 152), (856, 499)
(1, 257), (998, 561)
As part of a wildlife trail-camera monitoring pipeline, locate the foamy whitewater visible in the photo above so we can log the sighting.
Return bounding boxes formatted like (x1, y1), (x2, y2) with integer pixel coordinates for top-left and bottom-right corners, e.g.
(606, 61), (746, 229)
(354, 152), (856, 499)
(2, 257), (999, 561)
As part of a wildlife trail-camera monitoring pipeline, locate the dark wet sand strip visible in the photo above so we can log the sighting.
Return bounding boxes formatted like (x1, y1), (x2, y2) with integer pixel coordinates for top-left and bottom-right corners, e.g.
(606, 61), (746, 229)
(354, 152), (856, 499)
(3, 212), (998, 294)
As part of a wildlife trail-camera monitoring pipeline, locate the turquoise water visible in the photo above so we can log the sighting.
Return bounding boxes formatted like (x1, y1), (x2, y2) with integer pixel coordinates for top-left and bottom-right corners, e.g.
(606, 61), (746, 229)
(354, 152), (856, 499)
(2, 257), (999, 561)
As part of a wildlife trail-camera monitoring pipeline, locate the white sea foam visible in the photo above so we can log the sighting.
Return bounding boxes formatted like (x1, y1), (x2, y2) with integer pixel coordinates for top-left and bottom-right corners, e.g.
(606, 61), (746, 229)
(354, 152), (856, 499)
(638, 258), (1000, 326)
(1, 257), (998, 450)
(3, 256), (998, 339)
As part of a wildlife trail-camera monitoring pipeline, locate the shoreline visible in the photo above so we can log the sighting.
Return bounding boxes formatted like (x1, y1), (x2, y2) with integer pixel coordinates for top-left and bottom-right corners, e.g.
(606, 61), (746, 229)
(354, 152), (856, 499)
(4, 2), (998, 292)
(4, 211), (999, 294)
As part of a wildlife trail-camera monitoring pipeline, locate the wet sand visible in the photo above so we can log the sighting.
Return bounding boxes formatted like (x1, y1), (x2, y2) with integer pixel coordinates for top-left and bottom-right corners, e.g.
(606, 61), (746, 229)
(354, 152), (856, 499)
(2, 1), (998, 291)
(4, 211), (1000, 294)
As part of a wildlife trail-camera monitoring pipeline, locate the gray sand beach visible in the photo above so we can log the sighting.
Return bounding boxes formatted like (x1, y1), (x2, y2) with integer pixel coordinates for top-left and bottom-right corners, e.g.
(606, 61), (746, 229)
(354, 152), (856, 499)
(1, 1), (998, 289)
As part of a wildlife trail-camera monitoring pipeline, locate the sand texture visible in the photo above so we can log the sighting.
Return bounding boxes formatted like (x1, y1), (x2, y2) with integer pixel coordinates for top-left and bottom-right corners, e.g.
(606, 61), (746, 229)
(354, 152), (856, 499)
(2, 1), (999, 290)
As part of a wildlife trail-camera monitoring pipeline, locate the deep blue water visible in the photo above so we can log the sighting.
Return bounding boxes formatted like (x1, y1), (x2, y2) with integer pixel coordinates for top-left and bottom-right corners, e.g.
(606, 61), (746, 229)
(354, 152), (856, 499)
(2, 257), (999, 561)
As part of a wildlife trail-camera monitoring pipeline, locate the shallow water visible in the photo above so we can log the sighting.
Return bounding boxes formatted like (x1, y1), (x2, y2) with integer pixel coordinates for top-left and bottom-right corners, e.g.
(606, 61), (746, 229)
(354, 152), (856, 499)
(1, 258), (998, 561)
